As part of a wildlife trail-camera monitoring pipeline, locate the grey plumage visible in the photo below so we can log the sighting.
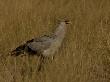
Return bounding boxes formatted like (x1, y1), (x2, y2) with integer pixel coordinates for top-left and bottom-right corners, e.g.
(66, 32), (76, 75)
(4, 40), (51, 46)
(10, 20), (70, 57)
(11, 35), (54, 56)
(10, 20), (70, 71)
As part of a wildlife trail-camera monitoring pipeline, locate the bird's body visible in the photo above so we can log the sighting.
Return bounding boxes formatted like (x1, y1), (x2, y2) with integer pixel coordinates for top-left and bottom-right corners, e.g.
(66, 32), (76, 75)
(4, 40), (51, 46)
(10, 20), (69, 57)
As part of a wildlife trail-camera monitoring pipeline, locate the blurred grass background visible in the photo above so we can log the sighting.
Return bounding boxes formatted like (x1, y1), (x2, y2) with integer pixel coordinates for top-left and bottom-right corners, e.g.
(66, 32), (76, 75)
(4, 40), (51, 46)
(0, 0), (110, 82)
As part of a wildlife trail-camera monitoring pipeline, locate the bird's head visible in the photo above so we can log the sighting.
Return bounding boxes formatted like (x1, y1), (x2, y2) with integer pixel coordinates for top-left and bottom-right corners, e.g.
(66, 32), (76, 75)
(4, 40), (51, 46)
(54, 19), (71, 35)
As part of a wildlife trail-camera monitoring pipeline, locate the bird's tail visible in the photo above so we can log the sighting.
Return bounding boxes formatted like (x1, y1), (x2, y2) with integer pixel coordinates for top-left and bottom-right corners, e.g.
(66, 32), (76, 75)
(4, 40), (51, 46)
(10, 44), (26, 56)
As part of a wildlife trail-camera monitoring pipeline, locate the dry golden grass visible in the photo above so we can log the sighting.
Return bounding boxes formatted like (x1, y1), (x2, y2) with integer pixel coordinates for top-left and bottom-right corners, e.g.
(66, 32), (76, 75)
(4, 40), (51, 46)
(0, 0), (110, 82)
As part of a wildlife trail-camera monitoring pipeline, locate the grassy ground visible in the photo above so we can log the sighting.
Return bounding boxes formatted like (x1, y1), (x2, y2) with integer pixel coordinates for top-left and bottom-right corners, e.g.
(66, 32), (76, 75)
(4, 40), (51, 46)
(0, 0), (110, 82)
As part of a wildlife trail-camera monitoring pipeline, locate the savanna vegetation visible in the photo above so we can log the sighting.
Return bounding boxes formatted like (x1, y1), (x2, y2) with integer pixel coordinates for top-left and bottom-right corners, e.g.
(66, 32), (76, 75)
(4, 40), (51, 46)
(0, 0), (110, 82)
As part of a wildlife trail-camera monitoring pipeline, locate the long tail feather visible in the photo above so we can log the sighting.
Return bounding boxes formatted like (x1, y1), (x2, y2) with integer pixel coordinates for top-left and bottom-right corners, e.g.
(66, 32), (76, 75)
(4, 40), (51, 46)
(10, 44), (26, 56)
(10, 39), (34, 56)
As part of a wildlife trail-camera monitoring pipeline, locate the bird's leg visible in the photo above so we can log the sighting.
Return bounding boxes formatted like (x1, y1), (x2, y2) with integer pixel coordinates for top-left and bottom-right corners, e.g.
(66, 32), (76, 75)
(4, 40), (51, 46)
(46, 55), (55, 63)
(37, 55), (45, 72)
(51, 55), (55, 60)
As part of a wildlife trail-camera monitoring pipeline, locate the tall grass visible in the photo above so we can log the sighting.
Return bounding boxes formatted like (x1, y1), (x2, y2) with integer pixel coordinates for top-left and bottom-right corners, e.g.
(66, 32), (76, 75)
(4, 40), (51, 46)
(0, 0), (110, 82)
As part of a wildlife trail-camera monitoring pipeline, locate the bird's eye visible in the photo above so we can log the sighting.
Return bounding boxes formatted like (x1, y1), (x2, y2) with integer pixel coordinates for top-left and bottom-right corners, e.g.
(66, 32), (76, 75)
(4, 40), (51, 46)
(64, 20), (69, 24)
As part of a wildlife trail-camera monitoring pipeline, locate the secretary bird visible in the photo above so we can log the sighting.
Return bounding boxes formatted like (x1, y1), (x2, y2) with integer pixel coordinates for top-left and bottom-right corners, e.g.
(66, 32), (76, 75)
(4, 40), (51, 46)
(10, 20), (70, 71)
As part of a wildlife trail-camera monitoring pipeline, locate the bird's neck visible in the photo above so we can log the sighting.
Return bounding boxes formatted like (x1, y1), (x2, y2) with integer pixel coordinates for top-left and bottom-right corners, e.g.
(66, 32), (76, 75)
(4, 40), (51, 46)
(54, 22), (67, 39)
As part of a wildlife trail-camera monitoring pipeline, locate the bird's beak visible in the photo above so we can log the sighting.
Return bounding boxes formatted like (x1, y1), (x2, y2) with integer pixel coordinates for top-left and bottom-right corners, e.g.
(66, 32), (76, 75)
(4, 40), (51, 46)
(65, 20), (72, 24)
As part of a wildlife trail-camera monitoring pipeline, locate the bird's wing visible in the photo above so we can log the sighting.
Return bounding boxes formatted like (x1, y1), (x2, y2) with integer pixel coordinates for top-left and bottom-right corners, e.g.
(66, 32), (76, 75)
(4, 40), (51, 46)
(27, 40), (51, 52)
(33, 35), (55, 42)
(11, 35), (55, 56)
(27, 35), (55, 51)
(25, 34), (56, 44)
